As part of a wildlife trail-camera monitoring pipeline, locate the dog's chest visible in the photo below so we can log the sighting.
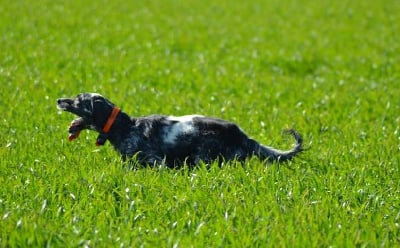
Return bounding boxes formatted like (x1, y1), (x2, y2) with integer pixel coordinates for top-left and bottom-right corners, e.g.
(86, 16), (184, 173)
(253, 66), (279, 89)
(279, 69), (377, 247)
(116, 131), (141, 156)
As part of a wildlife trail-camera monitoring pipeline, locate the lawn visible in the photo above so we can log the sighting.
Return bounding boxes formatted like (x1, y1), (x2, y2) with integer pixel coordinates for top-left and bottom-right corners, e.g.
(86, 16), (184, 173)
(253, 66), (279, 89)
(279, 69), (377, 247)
(0, 0), (399, 247)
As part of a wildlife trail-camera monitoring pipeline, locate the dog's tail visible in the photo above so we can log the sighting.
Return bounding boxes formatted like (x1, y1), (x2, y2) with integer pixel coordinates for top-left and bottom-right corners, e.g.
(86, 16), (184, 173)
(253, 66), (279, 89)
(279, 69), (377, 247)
(250, 129), (303, 162)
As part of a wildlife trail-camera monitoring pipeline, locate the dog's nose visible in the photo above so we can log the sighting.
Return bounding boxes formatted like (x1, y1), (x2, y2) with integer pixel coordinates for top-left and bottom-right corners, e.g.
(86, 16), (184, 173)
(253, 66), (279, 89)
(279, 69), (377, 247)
(57, 98), (73, 104)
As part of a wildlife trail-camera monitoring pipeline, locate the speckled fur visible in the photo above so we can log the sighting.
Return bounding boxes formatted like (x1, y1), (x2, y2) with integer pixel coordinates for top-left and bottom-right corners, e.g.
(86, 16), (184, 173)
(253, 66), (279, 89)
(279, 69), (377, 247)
(57, 93), (303, 168)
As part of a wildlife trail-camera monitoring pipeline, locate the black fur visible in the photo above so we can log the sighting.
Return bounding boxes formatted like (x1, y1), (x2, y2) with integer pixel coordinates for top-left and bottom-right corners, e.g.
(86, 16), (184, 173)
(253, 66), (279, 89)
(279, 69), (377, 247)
(57, 93), (303, 167)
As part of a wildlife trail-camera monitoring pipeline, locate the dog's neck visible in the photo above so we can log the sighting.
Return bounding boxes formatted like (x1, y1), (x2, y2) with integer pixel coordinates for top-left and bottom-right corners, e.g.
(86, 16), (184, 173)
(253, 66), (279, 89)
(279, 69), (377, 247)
(96, 107), (121, 146)
(95, 108), (133, 147)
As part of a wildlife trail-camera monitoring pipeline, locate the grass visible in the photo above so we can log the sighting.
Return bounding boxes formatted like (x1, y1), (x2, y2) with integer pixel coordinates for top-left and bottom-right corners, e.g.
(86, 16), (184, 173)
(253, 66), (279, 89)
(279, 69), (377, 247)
(1, 0), (399, 246)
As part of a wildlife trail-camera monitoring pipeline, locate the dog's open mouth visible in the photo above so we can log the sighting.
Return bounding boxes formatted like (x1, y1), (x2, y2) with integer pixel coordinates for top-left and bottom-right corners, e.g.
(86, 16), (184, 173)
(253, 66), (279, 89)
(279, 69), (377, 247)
(68, 118), (85, 141)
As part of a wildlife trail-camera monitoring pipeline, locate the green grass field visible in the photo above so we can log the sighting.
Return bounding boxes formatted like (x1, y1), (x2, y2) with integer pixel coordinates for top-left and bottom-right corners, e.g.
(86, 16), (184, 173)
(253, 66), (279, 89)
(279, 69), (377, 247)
(1, 0), (399, 246)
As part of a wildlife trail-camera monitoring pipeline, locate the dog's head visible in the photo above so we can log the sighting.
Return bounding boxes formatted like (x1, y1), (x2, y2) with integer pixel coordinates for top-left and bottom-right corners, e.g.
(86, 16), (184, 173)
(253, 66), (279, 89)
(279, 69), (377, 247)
(57, 93), (116, 141)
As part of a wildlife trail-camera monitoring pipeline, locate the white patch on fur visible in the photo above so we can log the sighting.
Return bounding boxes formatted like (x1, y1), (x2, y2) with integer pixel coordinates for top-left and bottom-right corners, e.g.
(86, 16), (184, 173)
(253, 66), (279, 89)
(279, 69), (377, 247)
(88, 93), (102, 97)
(167, 115), (203, 122)
(164, 115), (203, 144)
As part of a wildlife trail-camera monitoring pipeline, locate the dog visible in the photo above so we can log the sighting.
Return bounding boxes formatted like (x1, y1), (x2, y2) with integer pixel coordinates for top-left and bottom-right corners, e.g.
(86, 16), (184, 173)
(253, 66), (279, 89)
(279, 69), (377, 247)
(57, 93), (303, 167)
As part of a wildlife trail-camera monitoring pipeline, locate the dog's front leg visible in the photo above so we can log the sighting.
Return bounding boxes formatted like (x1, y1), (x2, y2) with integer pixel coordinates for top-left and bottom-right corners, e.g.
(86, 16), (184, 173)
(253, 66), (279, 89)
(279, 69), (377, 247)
(121, 154), (128, 162)
(132, 152), (165, 168)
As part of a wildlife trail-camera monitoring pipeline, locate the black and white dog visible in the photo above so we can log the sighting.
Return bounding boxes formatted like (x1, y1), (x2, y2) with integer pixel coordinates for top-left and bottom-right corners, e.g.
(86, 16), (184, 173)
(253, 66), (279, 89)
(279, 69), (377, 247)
(57, 93), (303, 167)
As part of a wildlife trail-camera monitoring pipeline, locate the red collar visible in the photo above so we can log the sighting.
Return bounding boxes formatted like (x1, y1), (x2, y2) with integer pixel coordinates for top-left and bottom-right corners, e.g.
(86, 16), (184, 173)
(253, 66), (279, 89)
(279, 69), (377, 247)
(96, 107), (121, 146)
(102, 107), (121, 133)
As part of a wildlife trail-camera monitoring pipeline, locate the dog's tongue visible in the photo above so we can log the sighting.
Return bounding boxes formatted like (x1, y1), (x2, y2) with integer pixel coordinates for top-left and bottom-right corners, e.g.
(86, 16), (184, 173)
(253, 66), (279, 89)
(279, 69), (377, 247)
(68, 131), (81, 141)
(68, 119), (83, 141)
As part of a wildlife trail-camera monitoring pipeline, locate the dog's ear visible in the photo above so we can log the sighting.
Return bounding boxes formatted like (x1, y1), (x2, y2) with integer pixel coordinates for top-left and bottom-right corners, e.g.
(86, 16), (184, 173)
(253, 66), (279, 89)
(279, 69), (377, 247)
(92, 96), (115, 110)
(90, 95), (116, 128)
